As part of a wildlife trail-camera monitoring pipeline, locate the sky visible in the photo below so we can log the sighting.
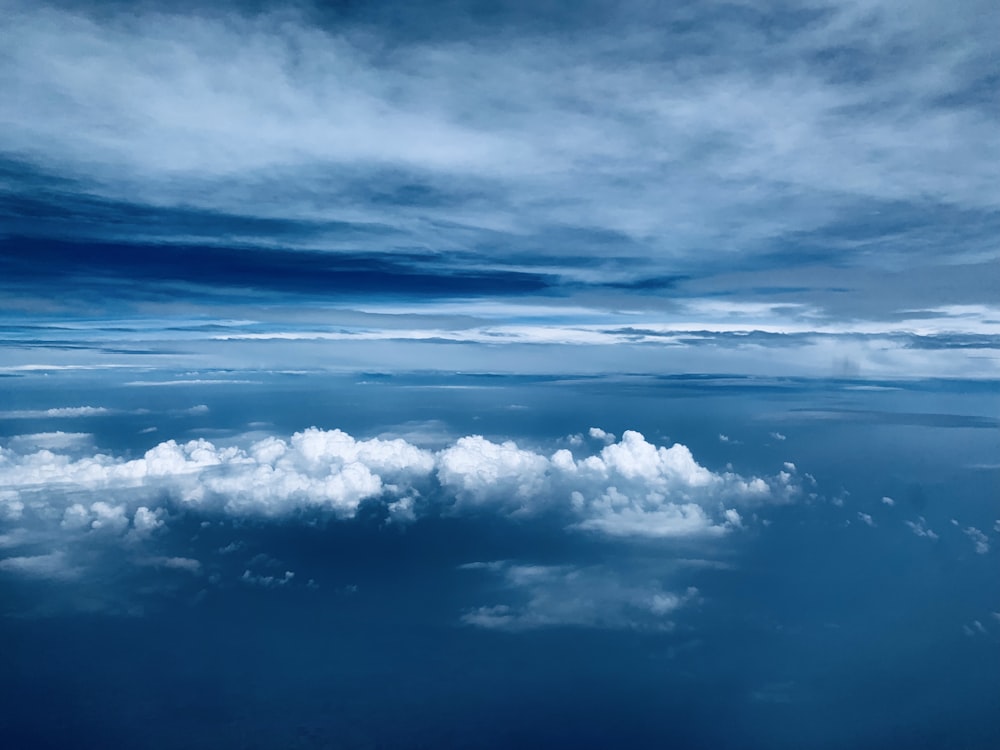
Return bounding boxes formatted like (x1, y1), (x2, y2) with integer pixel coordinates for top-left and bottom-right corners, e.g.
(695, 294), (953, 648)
(1, 1), (999, 748)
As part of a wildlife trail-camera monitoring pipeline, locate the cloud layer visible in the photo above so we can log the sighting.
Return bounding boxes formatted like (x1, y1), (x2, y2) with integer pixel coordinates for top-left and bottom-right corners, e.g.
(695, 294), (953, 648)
(3, 0), (998, 272)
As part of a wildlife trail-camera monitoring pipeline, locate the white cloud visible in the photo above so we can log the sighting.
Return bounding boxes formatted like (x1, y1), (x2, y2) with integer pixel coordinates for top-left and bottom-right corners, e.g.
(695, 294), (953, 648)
(0, 427), (793, 547)
(0, 428), (436, 520)
(964, 527), (990, 555)
(58, 501), (129, 534)
(460, 560), (699, 630)
(857, 512), (875, 527)
(437, 436), (551, 510)
(128, 506), (165, 541)
(588, 427), (615, 444)
(881, 496), (895, 506)
(386, 495), (418, 524)
(124, 380), (261, 387)
(905, 517), (939, 540)
(574, 499), (730, 539)
(440, 429), (783, 536)
(89, 501), (129, 533)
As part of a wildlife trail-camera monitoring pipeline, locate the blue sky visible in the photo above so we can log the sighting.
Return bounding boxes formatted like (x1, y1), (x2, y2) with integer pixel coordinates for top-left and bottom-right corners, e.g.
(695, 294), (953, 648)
(1, 1), (999, 748)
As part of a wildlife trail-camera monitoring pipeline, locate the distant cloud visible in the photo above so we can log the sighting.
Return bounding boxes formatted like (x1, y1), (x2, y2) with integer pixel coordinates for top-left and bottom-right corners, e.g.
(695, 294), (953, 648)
(0, 426), (796, 581)
(0, 406), (111, 419)
(6, 432), (93, 451)
(905, 517), (939, 540)
(124, 380), (260, 387)
(138, 556), (202, 574)
(460, 561), (699, 631)
(241, 569), (295, 588)
(441, 429), (785, 537)
(0, 552), (78, 579)
(5, 425), (789, 532)
(588, 427), (615, 444)
(964, 527), (990, 555)
(881, 496), (895, 506)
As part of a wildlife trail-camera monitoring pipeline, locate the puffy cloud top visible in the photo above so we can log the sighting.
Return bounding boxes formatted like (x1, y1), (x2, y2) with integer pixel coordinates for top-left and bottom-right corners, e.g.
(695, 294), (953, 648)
(0, 425), (795, 576)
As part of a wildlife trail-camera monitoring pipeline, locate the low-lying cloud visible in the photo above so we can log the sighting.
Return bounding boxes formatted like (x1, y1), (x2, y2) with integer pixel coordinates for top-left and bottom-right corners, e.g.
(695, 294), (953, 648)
(460, 561), (701, 631)
(1, 427), (794, 537)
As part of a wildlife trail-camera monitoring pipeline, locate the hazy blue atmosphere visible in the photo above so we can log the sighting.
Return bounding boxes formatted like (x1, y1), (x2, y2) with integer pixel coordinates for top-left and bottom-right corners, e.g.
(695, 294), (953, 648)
(1, 0), (998, 748)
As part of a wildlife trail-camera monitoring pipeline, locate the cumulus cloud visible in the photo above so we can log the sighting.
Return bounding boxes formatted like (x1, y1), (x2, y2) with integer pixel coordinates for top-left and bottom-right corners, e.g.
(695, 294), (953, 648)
(588, 427), (615, 444)
(857, 512), (875, 527)
(0, 426), (794, 553)
(881, 496), (895, 506)
(440, 429), (786, 536)
(963, 527), (990, 555)
(905, 517), (939, 540)
(1, 428), (435, 520)
(128, 506), (165, 541)
(438, 436), (551, 511)
(460, 561), (698, 631)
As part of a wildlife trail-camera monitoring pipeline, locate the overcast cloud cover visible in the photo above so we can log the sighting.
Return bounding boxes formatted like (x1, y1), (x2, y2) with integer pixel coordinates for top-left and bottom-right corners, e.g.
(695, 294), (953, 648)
(2, 1), (999, 748)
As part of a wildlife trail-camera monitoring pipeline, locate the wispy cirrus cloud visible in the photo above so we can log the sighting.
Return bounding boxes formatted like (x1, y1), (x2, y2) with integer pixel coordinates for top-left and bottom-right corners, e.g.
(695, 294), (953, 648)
(2, 0), (997, 272)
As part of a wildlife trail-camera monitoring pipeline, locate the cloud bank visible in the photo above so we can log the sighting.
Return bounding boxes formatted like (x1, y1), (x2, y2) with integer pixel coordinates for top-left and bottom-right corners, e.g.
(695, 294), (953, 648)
(1, 427), (791, 537)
